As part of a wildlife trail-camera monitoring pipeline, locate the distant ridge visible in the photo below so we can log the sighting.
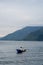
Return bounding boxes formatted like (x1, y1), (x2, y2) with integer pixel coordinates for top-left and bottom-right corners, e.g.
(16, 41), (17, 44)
(0, 26), (43, 41)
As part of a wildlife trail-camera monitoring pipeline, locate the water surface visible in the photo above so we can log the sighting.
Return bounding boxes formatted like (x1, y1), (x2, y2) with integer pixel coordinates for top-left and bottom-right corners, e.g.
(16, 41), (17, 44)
(0, 41), (43, 65)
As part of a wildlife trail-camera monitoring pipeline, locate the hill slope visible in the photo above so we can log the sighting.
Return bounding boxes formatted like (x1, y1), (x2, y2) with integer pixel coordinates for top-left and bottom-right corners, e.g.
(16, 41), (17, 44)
(23, 28), (43, 41)
(0, 26), (43, 41)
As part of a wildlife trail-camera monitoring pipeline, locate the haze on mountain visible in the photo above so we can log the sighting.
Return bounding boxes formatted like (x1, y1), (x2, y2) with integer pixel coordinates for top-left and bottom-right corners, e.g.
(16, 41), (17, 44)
(0, 26), (43, 41)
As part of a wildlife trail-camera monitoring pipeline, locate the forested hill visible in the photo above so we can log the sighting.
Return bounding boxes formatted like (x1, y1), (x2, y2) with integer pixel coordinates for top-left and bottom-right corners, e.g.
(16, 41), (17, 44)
(0, 26), (43, 41)
(23, 28), (43, 41)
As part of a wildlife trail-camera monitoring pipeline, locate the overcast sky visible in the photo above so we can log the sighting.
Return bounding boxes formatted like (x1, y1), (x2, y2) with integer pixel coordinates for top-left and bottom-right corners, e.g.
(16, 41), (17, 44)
(0, 0), (43, 37)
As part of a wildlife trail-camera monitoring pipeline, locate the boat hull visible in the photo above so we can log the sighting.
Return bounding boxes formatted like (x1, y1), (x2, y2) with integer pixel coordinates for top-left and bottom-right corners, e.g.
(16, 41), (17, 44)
(16, 49), (26, 54)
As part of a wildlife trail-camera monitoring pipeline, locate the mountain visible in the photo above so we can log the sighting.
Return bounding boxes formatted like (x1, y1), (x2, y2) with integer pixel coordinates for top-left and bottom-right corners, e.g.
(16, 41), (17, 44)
(23, 28), (43, 41)
(0, 26), (43, 41)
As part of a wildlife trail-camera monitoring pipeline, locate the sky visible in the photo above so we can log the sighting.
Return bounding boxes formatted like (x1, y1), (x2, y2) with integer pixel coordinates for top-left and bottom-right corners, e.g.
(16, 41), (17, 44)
(0, 0), (43, 37)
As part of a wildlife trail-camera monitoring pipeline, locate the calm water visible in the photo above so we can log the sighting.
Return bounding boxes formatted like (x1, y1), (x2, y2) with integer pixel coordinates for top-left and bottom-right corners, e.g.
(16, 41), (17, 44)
(0, 41), (43, 65)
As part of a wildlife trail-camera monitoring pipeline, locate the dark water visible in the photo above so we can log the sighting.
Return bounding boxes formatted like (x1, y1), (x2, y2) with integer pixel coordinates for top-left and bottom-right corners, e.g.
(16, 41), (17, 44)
(0, 41), (43, 65)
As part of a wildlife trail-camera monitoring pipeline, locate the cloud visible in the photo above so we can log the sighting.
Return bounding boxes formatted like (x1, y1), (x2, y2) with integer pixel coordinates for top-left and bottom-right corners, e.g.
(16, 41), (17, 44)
(0, 0), (43, 36)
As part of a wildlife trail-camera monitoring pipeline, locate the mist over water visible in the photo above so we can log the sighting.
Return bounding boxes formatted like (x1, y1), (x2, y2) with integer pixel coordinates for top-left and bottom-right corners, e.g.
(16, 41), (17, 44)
(0, 41), (43, 65)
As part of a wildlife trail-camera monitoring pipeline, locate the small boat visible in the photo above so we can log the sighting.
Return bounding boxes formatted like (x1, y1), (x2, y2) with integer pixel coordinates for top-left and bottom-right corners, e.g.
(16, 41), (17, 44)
(16, 49), (26, 54)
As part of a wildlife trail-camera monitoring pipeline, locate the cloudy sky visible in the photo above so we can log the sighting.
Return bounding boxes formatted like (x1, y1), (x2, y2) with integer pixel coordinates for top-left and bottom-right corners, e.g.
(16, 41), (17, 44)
(0, 0), (43, 37)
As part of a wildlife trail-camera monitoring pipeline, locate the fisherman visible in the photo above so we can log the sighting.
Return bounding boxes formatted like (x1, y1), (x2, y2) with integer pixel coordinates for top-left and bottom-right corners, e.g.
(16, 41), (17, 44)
(20, 46), (23, 51)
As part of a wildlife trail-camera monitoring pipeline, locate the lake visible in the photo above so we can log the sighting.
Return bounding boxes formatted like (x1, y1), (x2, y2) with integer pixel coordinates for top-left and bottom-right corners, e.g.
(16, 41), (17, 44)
(0, 41), (43, 65)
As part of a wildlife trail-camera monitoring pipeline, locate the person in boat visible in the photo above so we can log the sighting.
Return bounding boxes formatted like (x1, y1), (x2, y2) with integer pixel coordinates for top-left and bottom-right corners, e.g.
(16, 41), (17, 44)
(20, 47), (26, 52)
(16, 46), (26, 53)
(16, 47), (23, 53)
(20, 47), (23, 51)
